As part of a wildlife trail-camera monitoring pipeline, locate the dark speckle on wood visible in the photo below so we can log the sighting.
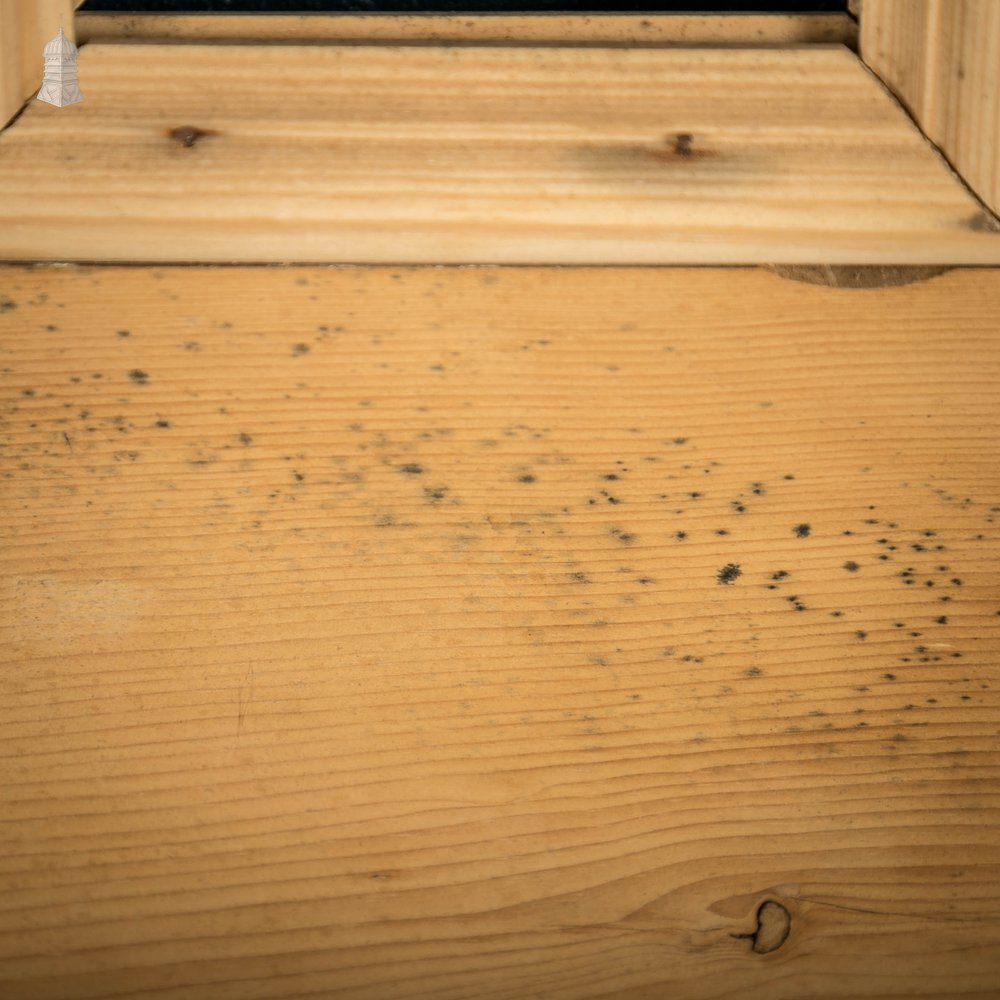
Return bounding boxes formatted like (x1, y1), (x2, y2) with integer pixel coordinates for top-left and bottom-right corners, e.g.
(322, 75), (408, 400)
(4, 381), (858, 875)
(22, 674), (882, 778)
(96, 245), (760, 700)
(673, 132), (693, 156)
(966, 210), (1000, 233)
(168, 125), (216, 148)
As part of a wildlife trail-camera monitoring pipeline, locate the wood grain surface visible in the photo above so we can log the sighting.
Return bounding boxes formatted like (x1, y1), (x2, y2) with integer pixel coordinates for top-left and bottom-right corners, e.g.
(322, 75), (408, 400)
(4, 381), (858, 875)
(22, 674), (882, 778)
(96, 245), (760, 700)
(2, 43), (999, 264)
(860, 0), (1000, 217)
(0, 0), (81, 128)
(1, 263), (999, 999)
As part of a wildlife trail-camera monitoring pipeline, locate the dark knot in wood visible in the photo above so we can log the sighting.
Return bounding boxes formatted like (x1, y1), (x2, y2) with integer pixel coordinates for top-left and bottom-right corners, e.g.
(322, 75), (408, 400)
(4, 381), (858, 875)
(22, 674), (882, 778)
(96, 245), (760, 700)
(731, 900), (792, 954)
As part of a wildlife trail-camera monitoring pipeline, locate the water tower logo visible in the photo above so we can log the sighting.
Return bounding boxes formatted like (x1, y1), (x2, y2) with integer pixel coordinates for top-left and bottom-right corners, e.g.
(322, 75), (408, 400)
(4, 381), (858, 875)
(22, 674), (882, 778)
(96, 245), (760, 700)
(37, 22), (83, 108)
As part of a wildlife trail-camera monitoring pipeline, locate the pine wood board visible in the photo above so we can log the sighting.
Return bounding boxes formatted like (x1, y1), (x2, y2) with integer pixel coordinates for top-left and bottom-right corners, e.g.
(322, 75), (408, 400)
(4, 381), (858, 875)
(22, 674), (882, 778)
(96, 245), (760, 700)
(1, 263), (1000, 999)
(860, 0), (1000, 217)
(0, 0), (81, 128)
(1, 43), (999, 265)
(74, 12), (857, 47)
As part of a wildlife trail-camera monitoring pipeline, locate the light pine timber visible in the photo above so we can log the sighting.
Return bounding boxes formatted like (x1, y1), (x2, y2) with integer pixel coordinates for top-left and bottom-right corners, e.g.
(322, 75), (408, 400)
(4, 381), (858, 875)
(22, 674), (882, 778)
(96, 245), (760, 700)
(1, 43), (999, 264)
(0, 0), (84, 127)
(860, 0), (1000, 217)
(74, 12), (857, 47)
(1, 263), (1000, 999)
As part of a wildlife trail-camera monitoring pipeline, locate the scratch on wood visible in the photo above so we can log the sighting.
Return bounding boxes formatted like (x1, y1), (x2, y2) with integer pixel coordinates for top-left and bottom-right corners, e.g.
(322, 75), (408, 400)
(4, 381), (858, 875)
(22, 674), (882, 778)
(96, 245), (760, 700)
(237, 662), (254, 736)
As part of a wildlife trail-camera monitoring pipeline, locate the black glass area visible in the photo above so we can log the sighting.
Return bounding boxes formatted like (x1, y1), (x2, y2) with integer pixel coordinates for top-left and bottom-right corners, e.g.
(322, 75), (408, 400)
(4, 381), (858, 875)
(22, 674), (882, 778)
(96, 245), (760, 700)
(80, 2), (850, 14)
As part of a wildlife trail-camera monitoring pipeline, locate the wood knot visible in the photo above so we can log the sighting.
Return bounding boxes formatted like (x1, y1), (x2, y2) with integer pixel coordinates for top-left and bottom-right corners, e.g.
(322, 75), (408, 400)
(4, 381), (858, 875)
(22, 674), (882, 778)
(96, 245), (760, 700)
(168, 125), (213, 148)
(731, 900), (792, 954)
(673, 132), (694, 157)
(648, 132), (713, 164)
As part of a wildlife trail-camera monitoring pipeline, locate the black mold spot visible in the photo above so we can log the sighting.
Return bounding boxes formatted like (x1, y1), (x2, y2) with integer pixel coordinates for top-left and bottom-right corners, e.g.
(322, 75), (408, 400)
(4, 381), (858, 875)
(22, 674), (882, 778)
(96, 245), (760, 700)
(843, 561), (860, 572)
(519, 474), (536, 483)
(239, 432), (253, 445)
(154, 419), (170, 428)
(744, 666), (763, 678)
(717, 563), (741, 585)
(116, 329), (130, 338)
(292, 343), (310, 356)
(128, 369), (149, 384)
(793, 523), (811, 537)
(398, 463), (424, 475)
(423, 486), (448, 503)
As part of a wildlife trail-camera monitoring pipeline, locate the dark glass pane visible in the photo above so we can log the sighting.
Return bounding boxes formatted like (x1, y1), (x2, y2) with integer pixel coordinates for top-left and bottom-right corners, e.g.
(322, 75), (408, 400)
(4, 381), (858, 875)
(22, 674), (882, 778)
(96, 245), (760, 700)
(80, 2), (849, 13)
